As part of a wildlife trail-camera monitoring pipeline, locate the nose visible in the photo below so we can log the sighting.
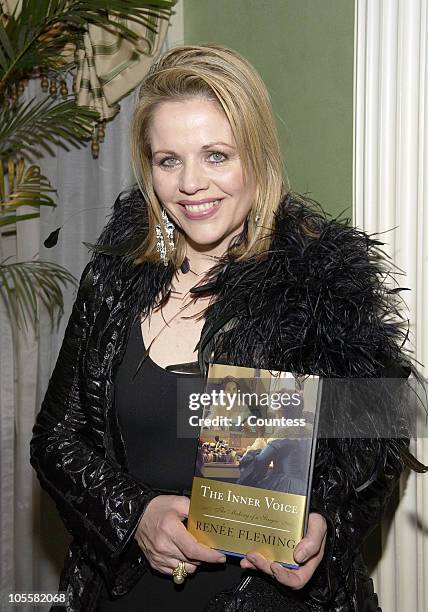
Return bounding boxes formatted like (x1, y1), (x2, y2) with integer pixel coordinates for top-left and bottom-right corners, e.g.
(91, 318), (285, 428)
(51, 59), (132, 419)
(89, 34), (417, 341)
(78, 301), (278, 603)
(178, 160), (209, 194)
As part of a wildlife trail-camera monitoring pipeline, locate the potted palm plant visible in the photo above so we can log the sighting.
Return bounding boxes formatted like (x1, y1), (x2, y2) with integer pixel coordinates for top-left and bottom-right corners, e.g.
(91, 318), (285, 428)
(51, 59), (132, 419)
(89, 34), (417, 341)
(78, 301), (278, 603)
(0, 0), (174, 330)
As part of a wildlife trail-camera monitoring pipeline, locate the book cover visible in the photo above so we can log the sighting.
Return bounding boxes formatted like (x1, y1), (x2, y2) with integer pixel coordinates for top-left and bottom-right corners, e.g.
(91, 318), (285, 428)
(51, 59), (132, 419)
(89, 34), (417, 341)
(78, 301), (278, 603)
(187, 364), (321, 569)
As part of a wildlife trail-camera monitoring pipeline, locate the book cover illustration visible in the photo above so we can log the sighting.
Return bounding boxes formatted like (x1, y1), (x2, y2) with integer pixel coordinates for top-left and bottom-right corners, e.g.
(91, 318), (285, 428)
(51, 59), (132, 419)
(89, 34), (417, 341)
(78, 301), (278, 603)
(187, 364), (321, 568)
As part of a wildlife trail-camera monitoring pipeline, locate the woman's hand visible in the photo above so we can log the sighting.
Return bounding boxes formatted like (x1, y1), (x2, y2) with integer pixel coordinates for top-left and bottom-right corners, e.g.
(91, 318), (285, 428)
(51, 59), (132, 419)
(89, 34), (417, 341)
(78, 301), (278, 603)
(134, 495), (227, 576)
(240, 512), (327, 589)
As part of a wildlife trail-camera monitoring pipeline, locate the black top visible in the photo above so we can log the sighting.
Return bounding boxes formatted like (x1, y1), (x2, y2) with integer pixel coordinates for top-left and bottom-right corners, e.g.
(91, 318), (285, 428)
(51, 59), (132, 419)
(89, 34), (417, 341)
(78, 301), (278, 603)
(98, 316), (247, 611)
(115, 316), (201, 492)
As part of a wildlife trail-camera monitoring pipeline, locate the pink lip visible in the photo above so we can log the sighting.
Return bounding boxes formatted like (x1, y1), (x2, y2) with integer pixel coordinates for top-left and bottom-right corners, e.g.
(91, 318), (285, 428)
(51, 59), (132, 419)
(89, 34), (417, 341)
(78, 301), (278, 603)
(179, 198), (223, 220)
(178, 198), (221, 205)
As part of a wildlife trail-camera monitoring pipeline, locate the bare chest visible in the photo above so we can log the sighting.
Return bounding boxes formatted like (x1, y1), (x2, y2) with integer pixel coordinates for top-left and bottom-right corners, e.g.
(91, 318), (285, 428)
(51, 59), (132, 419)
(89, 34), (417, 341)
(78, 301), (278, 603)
(140, 294), (209, 368)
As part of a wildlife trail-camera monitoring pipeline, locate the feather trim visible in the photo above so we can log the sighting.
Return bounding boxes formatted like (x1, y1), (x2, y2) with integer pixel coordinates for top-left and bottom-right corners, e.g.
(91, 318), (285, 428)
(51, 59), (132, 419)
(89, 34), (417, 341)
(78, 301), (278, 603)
(88, 186), (414, 378)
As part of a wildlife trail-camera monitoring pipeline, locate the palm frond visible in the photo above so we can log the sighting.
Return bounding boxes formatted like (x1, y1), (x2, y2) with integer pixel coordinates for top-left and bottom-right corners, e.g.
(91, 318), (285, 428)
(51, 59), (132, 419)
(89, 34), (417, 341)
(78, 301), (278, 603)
(0, 0), (176, 334)
(0, 158), (56, 206)
(0, 211), (40, 225)
(0, 97), (98, 158)
(0, 258), (76, 330)
(0, 158), (56, 227)
(0, 0), (176, 85)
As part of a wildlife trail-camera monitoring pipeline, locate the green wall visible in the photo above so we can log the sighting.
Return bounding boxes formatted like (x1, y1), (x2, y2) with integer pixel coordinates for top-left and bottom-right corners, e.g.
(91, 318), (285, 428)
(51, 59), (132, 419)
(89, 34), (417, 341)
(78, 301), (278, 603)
(184, 0), (354, 219)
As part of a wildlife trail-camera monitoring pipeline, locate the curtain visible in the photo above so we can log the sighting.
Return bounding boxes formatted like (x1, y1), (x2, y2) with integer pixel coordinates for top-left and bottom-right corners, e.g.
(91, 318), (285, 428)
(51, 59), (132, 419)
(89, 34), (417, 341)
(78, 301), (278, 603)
(0, 2), (184, 609)
(353, 1), (428, 610)
(75, 12), (169, 123)
(2, 0), (170, 123)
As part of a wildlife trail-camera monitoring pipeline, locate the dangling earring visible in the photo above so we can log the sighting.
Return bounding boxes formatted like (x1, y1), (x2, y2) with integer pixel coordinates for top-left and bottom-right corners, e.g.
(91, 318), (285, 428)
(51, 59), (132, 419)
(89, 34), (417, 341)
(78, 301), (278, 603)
(254, 209), (261, 224)
(155, 209), (175, 266)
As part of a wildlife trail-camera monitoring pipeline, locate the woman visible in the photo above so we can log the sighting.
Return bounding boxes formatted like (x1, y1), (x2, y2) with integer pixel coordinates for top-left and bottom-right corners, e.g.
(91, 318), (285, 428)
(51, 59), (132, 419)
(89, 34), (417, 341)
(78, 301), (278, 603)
(206, 377), (252, 431)
(237, 400), (312, 495)
(30, 44), (424, 611)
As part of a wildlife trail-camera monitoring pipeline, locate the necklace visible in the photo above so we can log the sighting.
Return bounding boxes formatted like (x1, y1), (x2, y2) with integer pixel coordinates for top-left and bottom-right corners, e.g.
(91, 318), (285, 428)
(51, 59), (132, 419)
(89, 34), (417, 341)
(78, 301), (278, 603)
(134, 298), (194, 379)
(180, 256), (207, 277)
(134, 286), (209, 379)
(135, 254), (215, 377)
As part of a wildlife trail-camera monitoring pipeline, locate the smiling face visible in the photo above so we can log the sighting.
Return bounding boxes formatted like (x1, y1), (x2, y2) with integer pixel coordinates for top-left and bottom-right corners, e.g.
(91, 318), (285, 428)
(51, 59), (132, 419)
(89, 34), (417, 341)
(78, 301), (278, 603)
(149, 97), (256, 258)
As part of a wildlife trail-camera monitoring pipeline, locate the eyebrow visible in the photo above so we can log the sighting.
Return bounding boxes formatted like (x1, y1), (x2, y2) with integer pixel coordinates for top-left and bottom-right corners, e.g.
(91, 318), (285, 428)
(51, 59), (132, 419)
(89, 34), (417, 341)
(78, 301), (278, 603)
(202, 141), (236, 150)
(152, 141), (237, 156)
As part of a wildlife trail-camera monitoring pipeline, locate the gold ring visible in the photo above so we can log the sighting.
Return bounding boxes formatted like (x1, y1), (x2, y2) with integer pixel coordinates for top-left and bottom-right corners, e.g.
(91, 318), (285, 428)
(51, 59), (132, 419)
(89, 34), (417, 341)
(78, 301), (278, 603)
(172, 560), (187, 584)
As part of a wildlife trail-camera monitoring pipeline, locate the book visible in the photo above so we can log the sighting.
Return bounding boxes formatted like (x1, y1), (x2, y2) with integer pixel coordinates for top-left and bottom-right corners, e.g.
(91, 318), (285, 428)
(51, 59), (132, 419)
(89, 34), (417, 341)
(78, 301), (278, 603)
(187, 363), (321, 568)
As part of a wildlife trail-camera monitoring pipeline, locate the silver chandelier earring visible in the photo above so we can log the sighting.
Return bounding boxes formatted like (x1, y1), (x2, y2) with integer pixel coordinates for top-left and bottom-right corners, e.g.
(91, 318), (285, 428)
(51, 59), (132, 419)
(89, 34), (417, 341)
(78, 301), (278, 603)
(155, 209), (175, 266)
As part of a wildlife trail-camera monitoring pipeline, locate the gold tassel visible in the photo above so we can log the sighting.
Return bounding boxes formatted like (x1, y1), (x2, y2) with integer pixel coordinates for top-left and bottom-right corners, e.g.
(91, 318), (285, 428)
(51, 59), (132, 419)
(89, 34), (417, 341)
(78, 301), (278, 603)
(49, 77), (57, 97)
(9, 83), (17, 105)
(40, 73), (49, 93)
(91, 126), (100, 159)
(60, 80), (68, 98)
(98, 120), (106, 143)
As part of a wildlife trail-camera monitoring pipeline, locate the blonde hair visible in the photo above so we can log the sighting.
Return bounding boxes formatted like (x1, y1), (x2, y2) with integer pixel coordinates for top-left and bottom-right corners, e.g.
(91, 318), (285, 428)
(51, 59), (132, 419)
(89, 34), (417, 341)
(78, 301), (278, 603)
(130, 43), (289, 266)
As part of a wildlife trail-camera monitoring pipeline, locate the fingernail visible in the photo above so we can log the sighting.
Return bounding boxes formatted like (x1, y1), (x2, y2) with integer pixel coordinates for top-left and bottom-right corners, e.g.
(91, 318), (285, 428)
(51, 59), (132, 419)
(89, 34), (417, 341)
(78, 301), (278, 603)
(270, 563), (279, 575)
(294, 549), (307, 563)
(217, 555), (227, 563)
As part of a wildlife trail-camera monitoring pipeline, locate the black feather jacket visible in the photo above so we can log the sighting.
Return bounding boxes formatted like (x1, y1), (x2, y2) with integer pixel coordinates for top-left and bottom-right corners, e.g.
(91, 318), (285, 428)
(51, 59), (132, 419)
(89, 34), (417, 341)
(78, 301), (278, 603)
(30, 187), (413, 611)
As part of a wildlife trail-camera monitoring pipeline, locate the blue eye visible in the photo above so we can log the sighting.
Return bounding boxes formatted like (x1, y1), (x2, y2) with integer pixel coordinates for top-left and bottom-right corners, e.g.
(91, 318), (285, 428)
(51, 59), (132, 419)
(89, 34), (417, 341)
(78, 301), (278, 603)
(159, 157), (178, 167)
(209, 152), (227, 164)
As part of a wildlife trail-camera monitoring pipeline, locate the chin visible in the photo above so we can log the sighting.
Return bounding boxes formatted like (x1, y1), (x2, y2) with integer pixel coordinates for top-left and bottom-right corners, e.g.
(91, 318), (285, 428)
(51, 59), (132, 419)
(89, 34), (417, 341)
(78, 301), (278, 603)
(185, 230), (228, 249)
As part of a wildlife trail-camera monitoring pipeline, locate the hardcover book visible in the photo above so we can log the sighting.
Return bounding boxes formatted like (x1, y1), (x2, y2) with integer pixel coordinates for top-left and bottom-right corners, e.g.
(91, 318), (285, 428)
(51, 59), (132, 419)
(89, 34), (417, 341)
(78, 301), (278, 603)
(187, 363), (321, 568)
